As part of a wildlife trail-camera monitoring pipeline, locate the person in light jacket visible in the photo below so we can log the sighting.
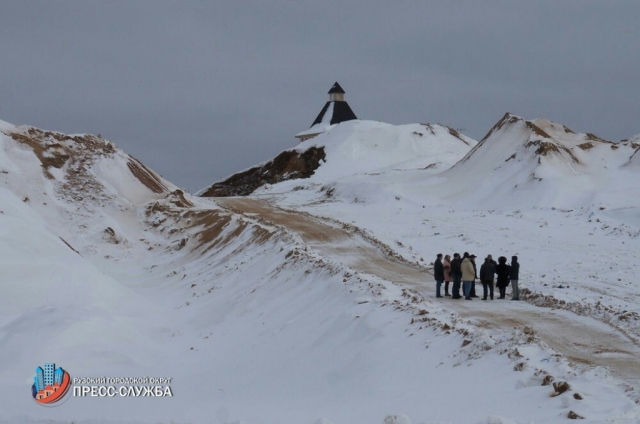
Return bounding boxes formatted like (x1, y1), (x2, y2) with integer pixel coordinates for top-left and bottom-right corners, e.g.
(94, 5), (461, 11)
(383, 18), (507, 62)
(510, 256), (520, 300)
(443, 255), (452, 296)
(461, 252), (476, 300)
(469, 254), (479, 298)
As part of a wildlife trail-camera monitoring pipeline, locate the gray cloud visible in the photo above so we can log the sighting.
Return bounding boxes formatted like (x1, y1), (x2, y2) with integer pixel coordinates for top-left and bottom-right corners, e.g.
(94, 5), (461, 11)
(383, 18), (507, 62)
(1, 1), (638, 192)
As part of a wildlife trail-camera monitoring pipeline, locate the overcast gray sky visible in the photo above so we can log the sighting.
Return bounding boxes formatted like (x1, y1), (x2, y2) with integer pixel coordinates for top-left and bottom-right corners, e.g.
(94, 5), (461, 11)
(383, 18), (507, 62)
(1, 1), (638, 192)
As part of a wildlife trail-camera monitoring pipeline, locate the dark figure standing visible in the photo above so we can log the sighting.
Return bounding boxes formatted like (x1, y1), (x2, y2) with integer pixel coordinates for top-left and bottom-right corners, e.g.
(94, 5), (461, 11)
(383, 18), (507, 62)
(434, 254), (445, 298)
(495, 256), (511, 299)
(510, 256), (520, 300)
(450, 253), (462, 299)
(480, 257), (496, 300)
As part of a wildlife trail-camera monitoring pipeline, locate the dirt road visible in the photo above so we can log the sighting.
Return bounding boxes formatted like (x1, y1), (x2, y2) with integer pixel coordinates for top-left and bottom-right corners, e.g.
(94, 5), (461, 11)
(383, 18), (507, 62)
(217, 197), (640, 387)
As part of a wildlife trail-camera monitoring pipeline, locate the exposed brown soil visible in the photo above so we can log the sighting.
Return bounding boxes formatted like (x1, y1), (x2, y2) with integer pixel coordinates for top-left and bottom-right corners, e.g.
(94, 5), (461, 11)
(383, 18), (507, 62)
(459, 113), (526, 166)
(127, 157), (167, 194)
(525, 139), (582, 164)
(145, 199), (273, 256)
(586, 133), (604, 142)
(525, 121), (552, 138)
(444, 300), (640, 386)
(446, 127), (471, 145)
(2, 127), (165, 204)
(525, 139), (557, 155)
(568, 410), (584, 419)
(478, 112), (520, 143)
(7, 130), (68, 179)
(4, 126), (170, 203)
(167, 190), (194, 208)
(182, 210), (236, 252)
(420, 123), (437, 136)
(217, 198), (428, 287)
(186, 209), (272, 254)
(200, 147), (326, 197)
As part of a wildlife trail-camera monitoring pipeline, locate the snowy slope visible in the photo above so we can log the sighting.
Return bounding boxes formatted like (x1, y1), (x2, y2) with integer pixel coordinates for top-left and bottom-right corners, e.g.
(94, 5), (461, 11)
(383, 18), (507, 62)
(200, 119), (477, 198)
(0, 184), (181, 421)
(0, 121), (179, 254)
(0, 118), (567, 424)
(423, 113), (640, 209)
(257, 113), (640, 212)
(253, 113), (640, 312)
(240, 120), (477, 208)
(295, 120), (477, 180)
(3, 114), (640, 424)
(234, 114), (640, 421)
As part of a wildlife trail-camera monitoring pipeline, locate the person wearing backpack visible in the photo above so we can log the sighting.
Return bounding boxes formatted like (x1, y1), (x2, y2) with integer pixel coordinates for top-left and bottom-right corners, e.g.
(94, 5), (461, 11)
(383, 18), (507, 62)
(510, 256), (520, 300)
(495, 256), (511, 299)
(434, 253), (445, 298)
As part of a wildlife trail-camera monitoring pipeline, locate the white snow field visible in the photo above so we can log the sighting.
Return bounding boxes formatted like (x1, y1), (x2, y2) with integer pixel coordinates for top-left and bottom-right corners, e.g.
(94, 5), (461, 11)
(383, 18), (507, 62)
(1, 115), (639, 424)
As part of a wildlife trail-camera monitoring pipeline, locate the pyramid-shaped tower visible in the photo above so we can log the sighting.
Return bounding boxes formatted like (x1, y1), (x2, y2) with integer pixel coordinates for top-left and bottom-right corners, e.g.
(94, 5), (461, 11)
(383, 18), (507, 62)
(295, 82), (358, 141)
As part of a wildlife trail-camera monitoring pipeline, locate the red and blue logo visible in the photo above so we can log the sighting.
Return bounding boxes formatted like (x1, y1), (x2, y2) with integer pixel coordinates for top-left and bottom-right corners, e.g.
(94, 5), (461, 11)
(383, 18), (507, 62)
(32, 363), (71, 405)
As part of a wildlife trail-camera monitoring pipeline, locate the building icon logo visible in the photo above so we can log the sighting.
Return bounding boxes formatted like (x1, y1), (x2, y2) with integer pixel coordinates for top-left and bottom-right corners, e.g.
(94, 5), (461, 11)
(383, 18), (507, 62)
(32, 363), (71, 405)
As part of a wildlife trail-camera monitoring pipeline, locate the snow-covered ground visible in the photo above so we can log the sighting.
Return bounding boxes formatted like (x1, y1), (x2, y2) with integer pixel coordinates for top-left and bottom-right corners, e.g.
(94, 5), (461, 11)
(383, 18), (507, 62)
(248, 117), (640, 420)
(256, 117), (640, 342)
(1, 115), (640, 423)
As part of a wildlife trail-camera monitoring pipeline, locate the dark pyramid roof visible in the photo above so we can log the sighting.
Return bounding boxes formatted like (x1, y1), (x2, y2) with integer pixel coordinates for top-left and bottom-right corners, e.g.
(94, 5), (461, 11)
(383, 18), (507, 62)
(328, 82), (346, 94)
(311, 101), (357, 127)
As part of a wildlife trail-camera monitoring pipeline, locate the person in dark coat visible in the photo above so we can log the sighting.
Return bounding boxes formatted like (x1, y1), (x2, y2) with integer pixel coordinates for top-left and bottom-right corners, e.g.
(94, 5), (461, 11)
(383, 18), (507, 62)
(434, 253), (445, 298)
(479, 257), (496, 300)
(469, 254), (479, 297)
(450, 253), (462, 299)
(510, 256), (520, 300)
(495, 256), (511, 299)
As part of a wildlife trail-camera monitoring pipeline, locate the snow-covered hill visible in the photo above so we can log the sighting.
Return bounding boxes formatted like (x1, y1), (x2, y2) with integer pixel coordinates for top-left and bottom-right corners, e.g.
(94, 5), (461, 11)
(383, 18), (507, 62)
(233, 114), (640, 214)
(295, 120), (477, 179)
(212, 114), (640, 421)
(200, 120), (477, 197)
(430, 113), (640, 209)
(244, 113), (640, 304)
(3, 114), (640, 423)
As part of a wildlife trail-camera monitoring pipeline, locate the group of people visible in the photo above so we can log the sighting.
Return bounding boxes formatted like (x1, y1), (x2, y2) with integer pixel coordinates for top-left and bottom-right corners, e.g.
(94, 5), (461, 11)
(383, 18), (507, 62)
(433, 252), (520, 301)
